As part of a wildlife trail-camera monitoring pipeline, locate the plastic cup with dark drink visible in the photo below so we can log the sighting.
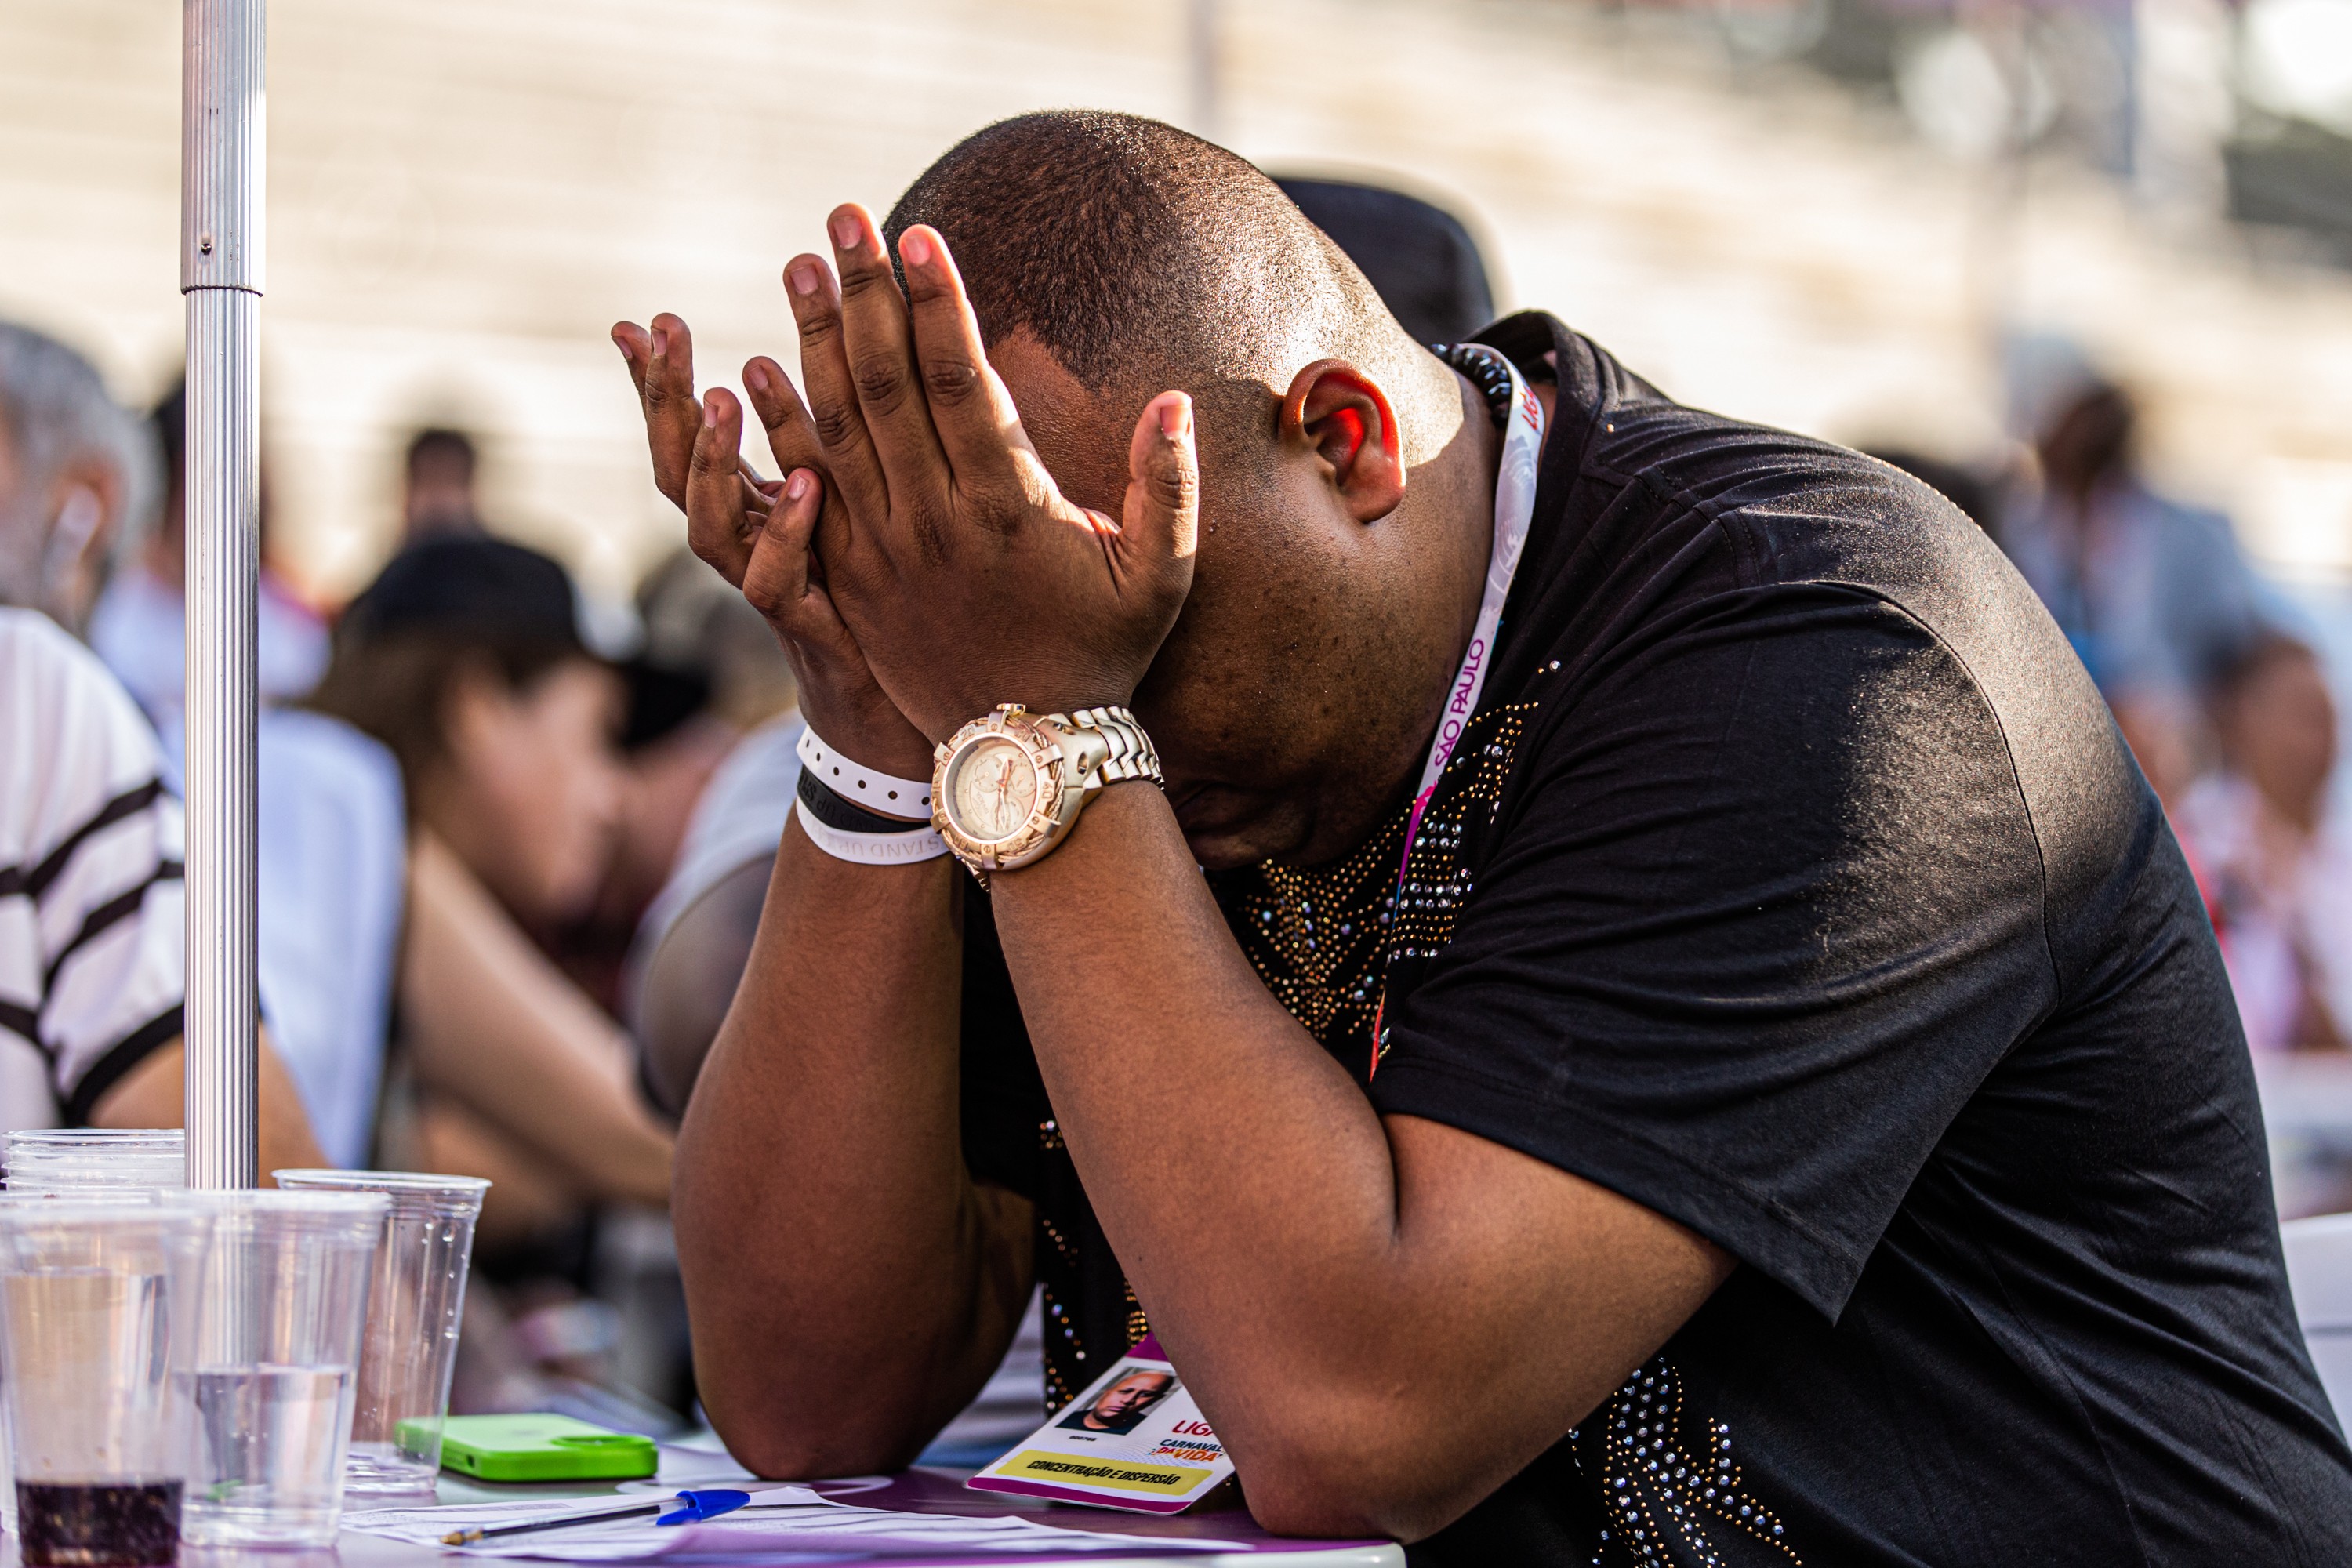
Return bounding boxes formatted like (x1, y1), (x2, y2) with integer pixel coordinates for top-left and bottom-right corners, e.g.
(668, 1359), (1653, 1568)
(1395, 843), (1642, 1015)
(271, 1171), (488, 1494)
(0, 1199), (212, 1567)
(172, 1189), (390, 1548)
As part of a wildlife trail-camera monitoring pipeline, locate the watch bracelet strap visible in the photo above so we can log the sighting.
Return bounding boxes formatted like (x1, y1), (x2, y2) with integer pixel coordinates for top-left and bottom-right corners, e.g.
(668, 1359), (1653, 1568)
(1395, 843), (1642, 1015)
(796, 723), (935, 815)
(793, 796), (949, 864)
(1053, 705), (1163, 786)
(797, 765), (933, 835)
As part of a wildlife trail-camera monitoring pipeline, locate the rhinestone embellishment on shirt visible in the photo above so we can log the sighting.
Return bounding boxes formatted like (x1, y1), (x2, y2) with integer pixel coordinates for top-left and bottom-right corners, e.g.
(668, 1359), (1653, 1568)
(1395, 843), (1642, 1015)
(1581, 1357), (1801, 1566)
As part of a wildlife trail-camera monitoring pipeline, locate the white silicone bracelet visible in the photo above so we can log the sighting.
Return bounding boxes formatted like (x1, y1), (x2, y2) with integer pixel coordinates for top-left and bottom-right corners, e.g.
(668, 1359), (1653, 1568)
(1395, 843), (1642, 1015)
(797, 725), (935, 815)
(794, 797), (950, 865)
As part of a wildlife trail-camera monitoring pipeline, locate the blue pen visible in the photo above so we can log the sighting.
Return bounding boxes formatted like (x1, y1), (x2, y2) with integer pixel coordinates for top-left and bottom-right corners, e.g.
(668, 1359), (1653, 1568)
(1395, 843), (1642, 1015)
(439, 1488), (752, 1544)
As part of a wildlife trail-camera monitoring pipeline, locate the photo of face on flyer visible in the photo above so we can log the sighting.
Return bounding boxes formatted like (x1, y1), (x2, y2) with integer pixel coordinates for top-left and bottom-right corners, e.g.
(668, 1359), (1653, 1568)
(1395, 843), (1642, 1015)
(1056, 1365), (1178, 1436)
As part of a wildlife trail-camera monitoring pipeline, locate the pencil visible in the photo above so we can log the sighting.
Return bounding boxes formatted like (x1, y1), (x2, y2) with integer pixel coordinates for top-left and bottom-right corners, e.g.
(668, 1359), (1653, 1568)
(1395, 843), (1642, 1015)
(441, 1501), (663, 1545)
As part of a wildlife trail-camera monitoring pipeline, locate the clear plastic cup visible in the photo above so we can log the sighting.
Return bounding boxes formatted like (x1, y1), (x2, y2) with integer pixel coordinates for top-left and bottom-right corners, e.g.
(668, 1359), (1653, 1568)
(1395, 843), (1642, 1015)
(0, 1199), (212, 1566)
(4, 1129), (186, 1196)
(271, 1171), (489, 1494)
(169, 1189), (390, 1547)
(0, 1182), (169, 1536)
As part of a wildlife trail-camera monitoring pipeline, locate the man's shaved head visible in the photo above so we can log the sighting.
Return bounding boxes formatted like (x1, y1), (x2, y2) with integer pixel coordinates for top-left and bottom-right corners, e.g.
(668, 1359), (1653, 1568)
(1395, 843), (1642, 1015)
(857, 110), (1495, 867)
(883, 111), (1443, 434)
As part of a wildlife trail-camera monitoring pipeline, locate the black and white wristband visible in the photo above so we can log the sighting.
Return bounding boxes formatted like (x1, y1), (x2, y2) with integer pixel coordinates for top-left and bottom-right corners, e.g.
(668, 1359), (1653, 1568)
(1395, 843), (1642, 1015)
(792, 727), (948, 865)
(796, 725), (934, 815)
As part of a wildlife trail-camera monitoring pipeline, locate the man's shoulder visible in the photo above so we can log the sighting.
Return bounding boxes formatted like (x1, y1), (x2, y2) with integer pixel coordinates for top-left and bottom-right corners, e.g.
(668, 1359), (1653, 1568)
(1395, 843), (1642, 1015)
(1505, 328), (2148, 953)
(1559, 353), (2086, 733)
(1492, 315), (1955, 543)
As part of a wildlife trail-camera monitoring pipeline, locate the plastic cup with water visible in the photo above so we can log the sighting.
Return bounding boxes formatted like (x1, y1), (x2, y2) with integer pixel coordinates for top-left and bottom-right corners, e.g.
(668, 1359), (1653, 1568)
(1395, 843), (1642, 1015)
(0, 1198), (212, 1566)
(271, 1171), (488, 1494)
(170, 1189), (390, 1547)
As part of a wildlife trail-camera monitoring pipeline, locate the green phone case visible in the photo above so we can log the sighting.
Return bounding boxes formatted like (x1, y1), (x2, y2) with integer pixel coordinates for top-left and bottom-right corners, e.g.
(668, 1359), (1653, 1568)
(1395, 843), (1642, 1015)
(414, 1414), (660, 1481)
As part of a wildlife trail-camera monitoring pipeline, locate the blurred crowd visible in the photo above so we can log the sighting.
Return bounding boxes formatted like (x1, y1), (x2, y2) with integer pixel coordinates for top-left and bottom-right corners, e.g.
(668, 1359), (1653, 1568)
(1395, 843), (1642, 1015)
(0, 318), (798, 1432)
(1, 171), (2347, 1436)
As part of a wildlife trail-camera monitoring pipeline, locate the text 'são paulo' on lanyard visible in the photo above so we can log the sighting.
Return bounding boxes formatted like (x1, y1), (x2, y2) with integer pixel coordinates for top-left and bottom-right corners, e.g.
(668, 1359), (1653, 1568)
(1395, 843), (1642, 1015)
(968, 1334), (1233, 1513)
(1370, 347), (1546, 1076)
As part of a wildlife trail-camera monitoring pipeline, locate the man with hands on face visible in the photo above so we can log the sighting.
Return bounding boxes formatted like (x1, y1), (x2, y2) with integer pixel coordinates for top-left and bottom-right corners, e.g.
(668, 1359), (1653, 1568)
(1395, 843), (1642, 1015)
(615, 113), (2352, 1565)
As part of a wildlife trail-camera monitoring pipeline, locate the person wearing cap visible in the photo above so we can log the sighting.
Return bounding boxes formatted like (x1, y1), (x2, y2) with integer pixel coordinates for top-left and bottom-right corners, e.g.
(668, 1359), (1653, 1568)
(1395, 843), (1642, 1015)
(309, 535), (673, 1253)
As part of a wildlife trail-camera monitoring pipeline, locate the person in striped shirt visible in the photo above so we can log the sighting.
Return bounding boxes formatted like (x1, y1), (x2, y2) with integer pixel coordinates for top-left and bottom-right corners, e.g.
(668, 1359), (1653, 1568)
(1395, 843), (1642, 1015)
(0, 319), (318, 1160)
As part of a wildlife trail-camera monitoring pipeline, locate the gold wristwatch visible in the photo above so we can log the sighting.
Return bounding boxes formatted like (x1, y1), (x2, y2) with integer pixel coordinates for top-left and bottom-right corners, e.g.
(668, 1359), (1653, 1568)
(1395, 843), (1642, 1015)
(931, 704), (1162, 884)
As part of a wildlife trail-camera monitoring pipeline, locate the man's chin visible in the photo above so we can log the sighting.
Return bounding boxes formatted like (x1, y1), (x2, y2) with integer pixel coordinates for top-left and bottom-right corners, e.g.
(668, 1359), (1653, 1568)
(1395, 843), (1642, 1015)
(1171, 785), (1302, 870)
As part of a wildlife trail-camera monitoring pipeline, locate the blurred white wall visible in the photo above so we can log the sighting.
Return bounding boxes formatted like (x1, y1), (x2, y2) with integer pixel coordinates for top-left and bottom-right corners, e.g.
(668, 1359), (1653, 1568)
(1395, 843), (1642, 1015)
(4, 0), (2350, 599)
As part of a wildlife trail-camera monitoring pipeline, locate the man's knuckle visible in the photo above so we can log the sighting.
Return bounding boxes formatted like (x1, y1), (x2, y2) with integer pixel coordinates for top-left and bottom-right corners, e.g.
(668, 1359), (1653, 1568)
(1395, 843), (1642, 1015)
(809, 402), (864, 450)
(1151, 465), (1197, 509)
(920, 358), (981, 406)
(849, 356), (910, 412)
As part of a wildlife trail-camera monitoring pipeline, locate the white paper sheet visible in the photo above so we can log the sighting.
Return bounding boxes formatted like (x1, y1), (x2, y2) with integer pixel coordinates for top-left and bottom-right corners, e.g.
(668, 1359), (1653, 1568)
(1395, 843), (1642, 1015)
(341, 1486), (1249, 1559)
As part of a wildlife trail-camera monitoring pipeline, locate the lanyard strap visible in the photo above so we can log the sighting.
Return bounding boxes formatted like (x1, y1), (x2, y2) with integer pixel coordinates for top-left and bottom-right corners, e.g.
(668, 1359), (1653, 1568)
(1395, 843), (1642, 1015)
(1371, 347), (1544, 1073)
(1402, 350), (1545, 851)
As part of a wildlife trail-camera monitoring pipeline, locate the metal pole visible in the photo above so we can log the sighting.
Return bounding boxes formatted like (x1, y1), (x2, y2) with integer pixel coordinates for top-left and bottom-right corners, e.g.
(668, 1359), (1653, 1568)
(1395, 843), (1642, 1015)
(180, 0), (263, 1190)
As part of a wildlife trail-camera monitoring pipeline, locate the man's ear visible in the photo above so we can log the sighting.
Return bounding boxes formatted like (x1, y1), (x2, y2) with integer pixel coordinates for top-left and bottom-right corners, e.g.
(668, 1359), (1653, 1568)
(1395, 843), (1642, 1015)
(1280, 358), (1405, 524)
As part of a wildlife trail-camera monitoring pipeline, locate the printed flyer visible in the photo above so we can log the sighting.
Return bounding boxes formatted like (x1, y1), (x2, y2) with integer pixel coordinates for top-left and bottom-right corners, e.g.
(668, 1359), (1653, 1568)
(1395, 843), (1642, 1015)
(968, 1341), (1235, 1514)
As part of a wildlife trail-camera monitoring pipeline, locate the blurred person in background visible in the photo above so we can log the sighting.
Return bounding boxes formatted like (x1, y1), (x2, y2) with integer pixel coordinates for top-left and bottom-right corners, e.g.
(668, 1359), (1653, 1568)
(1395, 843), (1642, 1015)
(308, 535), (676, 1421)
(2001, 358), (2280, 802)
(0, 318), (321, 1164)
(401, 426), (488, 546)
(2179, 634), (2350, 1056)
(546, 548), (795, 1015)
(87, 380), (328, 732)
(2173, 633), (2352, 1216)
(85, 377), (404, 1169)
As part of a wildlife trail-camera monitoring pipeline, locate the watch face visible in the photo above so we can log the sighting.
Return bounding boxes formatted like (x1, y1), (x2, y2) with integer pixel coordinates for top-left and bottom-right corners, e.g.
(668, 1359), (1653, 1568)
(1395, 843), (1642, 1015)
(949, 735), (1040, 843)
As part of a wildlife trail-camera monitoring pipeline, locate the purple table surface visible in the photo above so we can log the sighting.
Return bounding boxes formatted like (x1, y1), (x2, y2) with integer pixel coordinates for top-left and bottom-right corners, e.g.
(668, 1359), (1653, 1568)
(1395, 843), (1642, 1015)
(0, 1462), (1400, 1568)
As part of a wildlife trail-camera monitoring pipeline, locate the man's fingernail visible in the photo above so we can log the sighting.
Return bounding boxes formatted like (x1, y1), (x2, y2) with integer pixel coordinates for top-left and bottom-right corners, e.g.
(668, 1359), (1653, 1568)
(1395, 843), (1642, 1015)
(702, 400), (718, 429)
(652, 327), (669, 356)
(789, 262), (820, 297)
(830, 212), (861, 251)
(901, 230), (933, 268)
(786, 470), (811, 502)
(746, 362), (768, 393)
(1159, 395), (1192, 439)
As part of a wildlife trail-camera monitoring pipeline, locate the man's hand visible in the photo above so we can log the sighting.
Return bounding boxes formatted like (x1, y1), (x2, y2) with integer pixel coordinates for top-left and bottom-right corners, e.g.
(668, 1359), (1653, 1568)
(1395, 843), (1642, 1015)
(765, 205), (1199, 741)
(612, 314), (931, 780)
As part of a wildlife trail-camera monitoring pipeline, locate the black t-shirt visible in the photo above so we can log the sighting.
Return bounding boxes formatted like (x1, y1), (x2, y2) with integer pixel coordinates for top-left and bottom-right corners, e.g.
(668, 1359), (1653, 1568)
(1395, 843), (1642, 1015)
(956, 313), (2352, 1564)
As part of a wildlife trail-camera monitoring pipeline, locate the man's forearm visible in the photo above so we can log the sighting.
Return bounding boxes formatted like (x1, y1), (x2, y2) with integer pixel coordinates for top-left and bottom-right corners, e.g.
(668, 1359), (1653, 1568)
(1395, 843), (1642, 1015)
(983, 784), (1726, 1538)
(982, 786), (1410, 1396)
(673, 817), (1030, 1476)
